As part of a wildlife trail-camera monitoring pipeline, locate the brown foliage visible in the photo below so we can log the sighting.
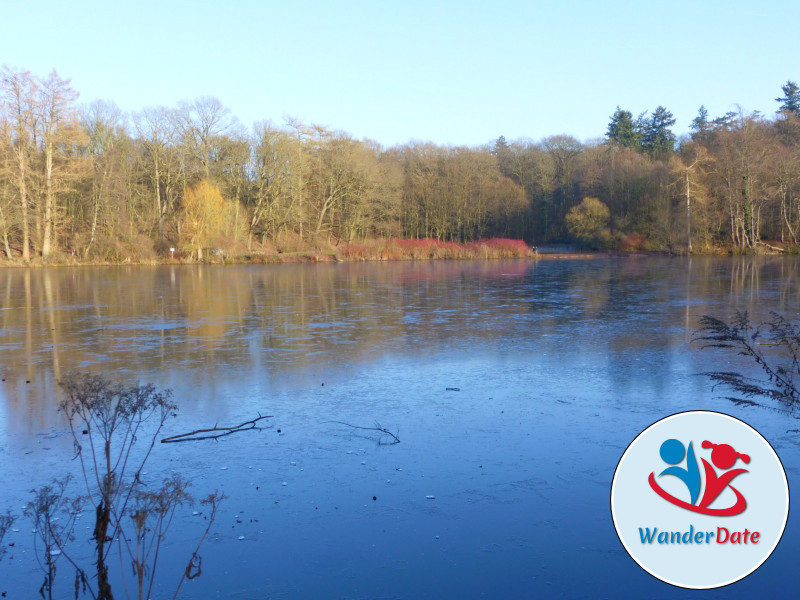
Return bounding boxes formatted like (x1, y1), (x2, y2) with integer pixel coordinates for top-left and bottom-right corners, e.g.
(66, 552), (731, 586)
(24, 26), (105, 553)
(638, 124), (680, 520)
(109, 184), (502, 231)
(4, 65), (800, 260)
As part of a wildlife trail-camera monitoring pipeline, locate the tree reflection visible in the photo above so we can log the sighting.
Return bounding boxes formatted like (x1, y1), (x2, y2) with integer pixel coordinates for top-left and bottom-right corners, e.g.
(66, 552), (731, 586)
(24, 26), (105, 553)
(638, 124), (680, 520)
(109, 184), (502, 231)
(1, 257), (800, 430)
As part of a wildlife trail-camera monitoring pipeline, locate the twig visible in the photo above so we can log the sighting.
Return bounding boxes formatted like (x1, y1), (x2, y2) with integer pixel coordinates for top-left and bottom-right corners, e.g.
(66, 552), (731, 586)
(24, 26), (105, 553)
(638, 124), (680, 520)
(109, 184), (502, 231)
(324, 420), (400, 444)
(171, 491), (225, 599)
(161, 415), (273, 443)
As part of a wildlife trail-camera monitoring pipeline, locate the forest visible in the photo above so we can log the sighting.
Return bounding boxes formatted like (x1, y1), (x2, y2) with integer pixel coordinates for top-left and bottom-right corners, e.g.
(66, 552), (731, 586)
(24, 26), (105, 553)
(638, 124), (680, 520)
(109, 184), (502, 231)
(3, 65), (800, 263)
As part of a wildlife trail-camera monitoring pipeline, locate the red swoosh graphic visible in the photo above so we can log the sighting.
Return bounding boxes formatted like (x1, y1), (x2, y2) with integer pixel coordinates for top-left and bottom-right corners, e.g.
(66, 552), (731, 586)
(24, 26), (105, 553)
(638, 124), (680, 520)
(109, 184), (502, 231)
(648, 472), (747, 516)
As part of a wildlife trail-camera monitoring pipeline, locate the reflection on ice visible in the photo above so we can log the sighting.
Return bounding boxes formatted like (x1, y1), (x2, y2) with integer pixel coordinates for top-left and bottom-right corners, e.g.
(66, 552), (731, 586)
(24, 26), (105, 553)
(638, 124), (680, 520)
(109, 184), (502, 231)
(1, 257), (800, 598)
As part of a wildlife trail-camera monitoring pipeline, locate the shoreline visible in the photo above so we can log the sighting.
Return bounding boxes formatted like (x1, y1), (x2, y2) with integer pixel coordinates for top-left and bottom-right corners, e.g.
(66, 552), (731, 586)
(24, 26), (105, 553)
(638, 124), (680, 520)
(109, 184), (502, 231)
(0, 251), (639, 269)
(1, 245), (789, 270)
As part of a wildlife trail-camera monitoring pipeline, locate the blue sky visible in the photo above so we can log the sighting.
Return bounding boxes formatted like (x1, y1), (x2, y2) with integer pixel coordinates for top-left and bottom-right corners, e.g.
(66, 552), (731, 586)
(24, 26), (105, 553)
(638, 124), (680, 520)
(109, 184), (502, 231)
(3, 0), (798, 147)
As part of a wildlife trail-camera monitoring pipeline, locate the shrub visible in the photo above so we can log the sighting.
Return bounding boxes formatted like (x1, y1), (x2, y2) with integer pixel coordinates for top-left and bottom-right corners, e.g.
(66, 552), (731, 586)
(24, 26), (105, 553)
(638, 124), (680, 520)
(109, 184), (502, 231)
(618, 234), (647, 252)
(694, 311), (800, 405)
(339, 243), (369, 260)
(0, 511), (14, 562)
(566, 197), (612, 249)
(17, 372), (222, 600)
(469, 238), (531, 258)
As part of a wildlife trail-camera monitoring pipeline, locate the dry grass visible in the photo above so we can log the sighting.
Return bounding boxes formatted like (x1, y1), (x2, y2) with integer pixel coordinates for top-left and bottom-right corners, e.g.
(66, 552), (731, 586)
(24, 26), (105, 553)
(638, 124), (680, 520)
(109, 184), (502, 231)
(0, 237), (535, 267)
(336, 237), (533, 261)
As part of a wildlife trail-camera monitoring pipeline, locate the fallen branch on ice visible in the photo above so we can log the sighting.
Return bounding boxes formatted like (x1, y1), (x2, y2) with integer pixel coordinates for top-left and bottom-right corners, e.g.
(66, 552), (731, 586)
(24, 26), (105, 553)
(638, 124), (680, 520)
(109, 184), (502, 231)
(161, 414), (273, 443)
(324, 420), (400, 444)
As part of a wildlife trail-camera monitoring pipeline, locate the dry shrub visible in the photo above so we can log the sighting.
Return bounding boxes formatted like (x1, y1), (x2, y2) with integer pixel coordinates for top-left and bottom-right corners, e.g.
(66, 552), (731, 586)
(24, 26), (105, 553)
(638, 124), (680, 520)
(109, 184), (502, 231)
(467, 238), (531, 258)
(274, 230), (307, 253)
(86, 232), (157, 263)
(339, 243), (369, 260)
(391, 238), (459, 259)
(349, 237), (534, 260)
(618, 234), (647, 252)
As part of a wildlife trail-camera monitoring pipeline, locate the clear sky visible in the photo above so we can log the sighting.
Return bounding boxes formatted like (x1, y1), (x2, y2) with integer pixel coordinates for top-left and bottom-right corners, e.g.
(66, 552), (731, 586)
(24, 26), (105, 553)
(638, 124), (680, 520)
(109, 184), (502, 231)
(3, 0), (799, 148)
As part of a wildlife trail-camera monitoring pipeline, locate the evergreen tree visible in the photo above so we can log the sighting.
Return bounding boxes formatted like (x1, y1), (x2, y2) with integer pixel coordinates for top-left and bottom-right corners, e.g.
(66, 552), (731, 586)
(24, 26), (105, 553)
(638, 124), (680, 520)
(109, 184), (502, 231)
(641, 106), (676, 156)
(606, 107), (642, 149)
(713, 110), (739, 129)
(494, 135), (509, 153)
(690, 105), (709, 135)
(493, 135), (513, 178)
(776, 80), (800, 115)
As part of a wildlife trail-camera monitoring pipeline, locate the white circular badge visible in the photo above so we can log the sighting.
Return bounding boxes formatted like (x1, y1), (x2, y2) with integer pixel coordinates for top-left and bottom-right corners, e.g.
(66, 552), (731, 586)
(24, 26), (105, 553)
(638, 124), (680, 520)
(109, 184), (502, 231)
(611, 411), (789, 589)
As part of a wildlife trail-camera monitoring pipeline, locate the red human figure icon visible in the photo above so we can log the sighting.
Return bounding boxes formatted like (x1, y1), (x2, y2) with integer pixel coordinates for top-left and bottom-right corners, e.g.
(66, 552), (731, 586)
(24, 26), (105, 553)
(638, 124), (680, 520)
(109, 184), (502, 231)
(698, 441), (750, 511)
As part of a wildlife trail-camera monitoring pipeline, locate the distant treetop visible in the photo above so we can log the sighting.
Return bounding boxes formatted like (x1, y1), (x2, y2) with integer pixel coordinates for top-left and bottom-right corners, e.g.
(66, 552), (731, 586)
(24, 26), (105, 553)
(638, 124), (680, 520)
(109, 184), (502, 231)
(776, 80), (800, 115)
(606, 105), (675, 157)
(606, 107), (642, 150)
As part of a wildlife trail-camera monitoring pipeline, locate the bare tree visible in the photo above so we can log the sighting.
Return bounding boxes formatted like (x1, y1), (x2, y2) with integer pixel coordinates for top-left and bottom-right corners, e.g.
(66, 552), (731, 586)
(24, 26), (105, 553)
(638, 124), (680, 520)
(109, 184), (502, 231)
(134, 106), (182, 243)
(250, 121), (293, 244)
(0, 116), (20, 258)
(178, 96), (235, 179)
(672, 142), (711, 253)
(82, 100), (127, 255)
(1, 66), (37, 260)
(36, 71), (81, 257)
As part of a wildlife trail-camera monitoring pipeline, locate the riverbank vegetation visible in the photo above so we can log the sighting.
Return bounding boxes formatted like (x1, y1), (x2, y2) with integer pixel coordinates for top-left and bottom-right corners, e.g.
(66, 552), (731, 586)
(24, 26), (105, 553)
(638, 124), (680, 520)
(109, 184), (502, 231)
(2, 372), (222, 599)
(695, 312), (800, 406)
(3, 66), (800, 264)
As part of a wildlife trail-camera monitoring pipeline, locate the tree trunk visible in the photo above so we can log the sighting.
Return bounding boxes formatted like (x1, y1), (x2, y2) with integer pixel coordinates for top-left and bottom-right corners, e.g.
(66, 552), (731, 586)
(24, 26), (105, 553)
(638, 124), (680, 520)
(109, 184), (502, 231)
(685, 170), (692, 254)
(781, 186), (797, 244)
(742, 174), (754, 248)
(2, 229), (11, 259)
(42, 121), (56, 257)
(18, 150), (30, 261)
(89, 180), (100, 250)
(155, 157), (163, 241)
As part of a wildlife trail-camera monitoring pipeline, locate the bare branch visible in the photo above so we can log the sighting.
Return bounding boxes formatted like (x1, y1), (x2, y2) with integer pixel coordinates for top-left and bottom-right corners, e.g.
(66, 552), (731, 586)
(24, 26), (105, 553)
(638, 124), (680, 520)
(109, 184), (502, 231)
(324, 420), (400, 444)
(161, 414), (273, 443)
(694, 311), (800, 405)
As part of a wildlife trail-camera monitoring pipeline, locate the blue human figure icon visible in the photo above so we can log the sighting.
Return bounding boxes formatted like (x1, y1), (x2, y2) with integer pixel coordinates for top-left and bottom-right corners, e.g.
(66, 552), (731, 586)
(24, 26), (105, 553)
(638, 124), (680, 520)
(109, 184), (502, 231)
(658, 439), (701, 505)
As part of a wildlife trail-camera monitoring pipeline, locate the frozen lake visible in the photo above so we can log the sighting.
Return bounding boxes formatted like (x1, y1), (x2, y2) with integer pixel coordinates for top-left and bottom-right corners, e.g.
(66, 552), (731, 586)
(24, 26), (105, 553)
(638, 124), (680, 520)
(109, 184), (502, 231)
(1, 257), (799, 598)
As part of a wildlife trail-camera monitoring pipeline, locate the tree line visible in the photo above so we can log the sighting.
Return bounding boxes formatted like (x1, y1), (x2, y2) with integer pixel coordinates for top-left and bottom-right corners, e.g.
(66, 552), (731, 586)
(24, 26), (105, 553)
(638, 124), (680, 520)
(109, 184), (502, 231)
(3, 64), (800, 261)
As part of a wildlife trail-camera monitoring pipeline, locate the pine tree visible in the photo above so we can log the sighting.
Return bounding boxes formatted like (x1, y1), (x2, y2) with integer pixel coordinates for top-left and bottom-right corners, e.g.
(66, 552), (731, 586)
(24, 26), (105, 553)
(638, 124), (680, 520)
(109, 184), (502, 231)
(606, 107), (642, 149)
(641, 106), (676, 157)
(690, 105), (709, 135)
(493, 135), (512, 177)
(776, 80), (800, 115)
